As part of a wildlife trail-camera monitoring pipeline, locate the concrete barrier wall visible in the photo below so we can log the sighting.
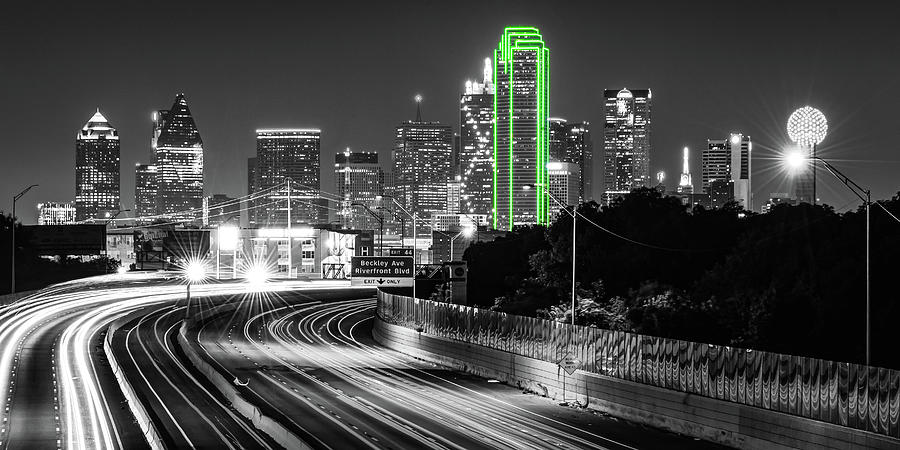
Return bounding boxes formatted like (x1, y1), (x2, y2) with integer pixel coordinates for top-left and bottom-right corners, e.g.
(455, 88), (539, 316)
(373, 317), (899, 449)
(176, 323), (312, 450)
(104, 313), (166, 450)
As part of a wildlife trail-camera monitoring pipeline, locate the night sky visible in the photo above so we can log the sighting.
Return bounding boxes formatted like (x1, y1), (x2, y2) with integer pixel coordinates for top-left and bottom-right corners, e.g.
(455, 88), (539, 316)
(2, 0), (898, 223)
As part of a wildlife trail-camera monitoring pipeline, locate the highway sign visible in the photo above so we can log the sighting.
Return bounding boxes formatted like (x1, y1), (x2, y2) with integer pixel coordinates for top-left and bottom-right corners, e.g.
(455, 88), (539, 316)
(387, 247), (414, 257)
(557, 352), (581, 376)
(350, 256), (414, 287)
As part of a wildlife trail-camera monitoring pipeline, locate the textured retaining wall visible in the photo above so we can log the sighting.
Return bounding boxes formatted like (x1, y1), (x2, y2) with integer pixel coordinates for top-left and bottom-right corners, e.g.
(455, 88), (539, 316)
(104, 313), (165, 450)
(373, 317), (899, 449)
(176, 323), (312, 450)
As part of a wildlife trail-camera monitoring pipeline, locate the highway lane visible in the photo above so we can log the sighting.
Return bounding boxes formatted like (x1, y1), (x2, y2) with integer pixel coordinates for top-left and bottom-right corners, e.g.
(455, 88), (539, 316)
(0, 273), (351, 449)
(192, 294), (723, 450)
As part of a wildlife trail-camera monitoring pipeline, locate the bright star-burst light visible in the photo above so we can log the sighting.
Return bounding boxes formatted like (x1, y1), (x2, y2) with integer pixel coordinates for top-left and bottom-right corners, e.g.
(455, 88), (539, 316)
(182, 259), (208, 284)
(785, 150), (807, 170)
(244, 263), (272, 286)
(787, 106), (827, 148)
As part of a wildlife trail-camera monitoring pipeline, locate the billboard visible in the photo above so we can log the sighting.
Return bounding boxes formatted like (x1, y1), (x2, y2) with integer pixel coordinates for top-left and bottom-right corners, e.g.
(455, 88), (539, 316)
(350, 256), (414, 287)
(24, 225), (106, 256)
(134, 227), (210, 269)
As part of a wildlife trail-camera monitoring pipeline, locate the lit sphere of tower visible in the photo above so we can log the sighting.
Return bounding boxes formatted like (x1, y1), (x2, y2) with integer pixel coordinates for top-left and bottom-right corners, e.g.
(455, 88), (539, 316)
(787, 106), (827, 148)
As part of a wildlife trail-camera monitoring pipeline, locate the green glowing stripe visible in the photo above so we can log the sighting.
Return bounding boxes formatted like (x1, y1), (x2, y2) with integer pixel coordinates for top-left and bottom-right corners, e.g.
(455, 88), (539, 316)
(492, 48), (499, 230)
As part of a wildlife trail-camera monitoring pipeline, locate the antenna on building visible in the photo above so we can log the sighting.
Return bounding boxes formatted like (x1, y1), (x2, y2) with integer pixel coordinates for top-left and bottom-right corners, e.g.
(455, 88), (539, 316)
(414, 94), (423, 121)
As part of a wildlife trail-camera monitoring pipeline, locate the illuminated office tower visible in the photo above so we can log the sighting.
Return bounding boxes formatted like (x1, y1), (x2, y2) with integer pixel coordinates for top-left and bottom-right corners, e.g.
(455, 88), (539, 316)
(547, 161), (580, 208)
(602, 88), (652, 205)
(254, 129), (322, 226)
(75, 109), (121, 221)
(246, 157), (257, 226)
(703, 133), (752, 210)
(459, 57), (495, 219)
(335, 149), (384, 230)
(393, 97), (453, 235)
(37, 202), (76, 225)
(134, 163), (157, 221)
(154, 94), (204, 222)
(550, 118), (593, 203)
(493, 27), (550, 230)
(447, 176), (462, 214)
(677, 147), (693, 194)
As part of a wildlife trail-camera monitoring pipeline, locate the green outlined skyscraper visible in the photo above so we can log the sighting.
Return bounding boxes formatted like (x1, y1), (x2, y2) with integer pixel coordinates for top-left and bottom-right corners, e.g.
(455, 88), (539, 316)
(493, 27), (550, 230)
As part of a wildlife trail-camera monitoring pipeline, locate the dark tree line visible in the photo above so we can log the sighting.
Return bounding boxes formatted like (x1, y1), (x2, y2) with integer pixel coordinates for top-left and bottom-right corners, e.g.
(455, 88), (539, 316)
(464, 188), (900, 369)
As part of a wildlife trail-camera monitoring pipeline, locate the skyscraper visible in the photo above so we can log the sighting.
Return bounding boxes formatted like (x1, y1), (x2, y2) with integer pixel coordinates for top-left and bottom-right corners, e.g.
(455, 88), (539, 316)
(335, 149), (384, 230)
(703, 133), (752, 210)
(134, 163), (157, 222)
(254, 129), (322, 226)
(246, 156), (257, 226)
(154, 94), (204, 222)
(677, 147), (693, 194)
(393, 98), (453, 235)
(549, 119), (593, 203)
(602, 88), (652, 205)
(493, 27), (550, 230)
(547, 161), (580, 208)
(75, 110), (121, 222)
(459, 58), (495, 219)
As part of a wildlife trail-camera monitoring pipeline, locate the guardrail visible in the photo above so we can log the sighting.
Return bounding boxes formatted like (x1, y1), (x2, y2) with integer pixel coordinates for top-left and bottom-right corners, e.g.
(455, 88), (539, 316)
(377, 291), (900, 439)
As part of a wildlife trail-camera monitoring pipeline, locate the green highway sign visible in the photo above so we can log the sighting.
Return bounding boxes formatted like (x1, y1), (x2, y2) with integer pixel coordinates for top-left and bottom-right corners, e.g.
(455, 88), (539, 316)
(351, 256), (414, 287)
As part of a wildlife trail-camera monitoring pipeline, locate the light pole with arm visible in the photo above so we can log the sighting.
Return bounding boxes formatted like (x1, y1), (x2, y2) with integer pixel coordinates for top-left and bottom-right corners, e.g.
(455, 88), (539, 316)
(449, 225), (475, 262)
(11, 184), (38, 294)
(526, 183), (577, 329)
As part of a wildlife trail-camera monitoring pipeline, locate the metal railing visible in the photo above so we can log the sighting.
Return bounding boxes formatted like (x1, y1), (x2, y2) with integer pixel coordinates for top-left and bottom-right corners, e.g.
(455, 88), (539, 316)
(377, 291), (900, 439)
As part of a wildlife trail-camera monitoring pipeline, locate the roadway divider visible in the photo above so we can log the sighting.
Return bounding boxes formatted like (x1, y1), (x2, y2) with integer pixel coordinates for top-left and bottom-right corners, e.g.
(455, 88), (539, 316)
(373, 293), (900, 449)
(104, 312), (165, 450)
(176, 321), (313, 450)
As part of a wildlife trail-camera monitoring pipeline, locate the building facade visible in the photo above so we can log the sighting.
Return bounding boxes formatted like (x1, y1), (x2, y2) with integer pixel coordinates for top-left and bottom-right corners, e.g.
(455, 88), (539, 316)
(37, 202), (76, 225)
(335, 149), (384, 231)
(154, 94), (204, 222)
(75, 110), (120, 221)
(393, 105), (453, 236)
(677, 147), (694, 194)
(253, 129), (322, 226)
(549, 119), (593, 203)
(703, 133), (752, 210)
(459, 58), (495, 220)
(493, 27), (550, 230)
(602, 88), (652, 205)
(134, 164), (157, 222)
(547, 161), (580, 209)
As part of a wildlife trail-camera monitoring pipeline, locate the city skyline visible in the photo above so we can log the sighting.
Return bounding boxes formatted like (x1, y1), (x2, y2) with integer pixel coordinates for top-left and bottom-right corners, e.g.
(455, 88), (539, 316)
(3, 1), (900, 224)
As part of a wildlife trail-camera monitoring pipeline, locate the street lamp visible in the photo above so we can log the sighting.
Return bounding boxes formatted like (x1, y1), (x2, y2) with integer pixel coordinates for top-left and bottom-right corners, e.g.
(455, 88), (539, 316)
(448, 225), (475, 262)
(10, 184), (38, 294)
(377, 194), (418, 300)
(784, 152), (871, 365)
(182, 259), (207, 321)
(351, 202), (384, 256)
(524, 183), (577, 328)
(377, 206), (406, 244)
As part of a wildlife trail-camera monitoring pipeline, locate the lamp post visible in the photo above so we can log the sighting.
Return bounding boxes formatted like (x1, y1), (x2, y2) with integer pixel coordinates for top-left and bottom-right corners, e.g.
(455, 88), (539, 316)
(11, 184), (38, 294)
(351, 202), (384, 256)
(525, 183), (577, 328)
(183, 260), (206, 321)
(785, 152), (871, 365)
(378, 206), (406, 245)
(448, 225), (475, 262)
(377, 194), (417, 300)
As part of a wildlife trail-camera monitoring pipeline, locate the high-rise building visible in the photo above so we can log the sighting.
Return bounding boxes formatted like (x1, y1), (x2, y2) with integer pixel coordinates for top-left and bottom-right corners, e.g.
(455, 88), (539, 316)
(154, 94), (204, 222)
(493, 27), (550, 230)
(602, 88), (652, 205)
(677, 147), (693, 194)
(37, 202), (76, 225)
(393, 98), (453, 235)
(547, 161), (580, 209)
(254, 129), (322, 226)
(75, 109), (121, 221)
(549, 119), (593, 203)
(459, 58), (495, 219)
(134, 164), (157, 221)
(334, 149), (384, 230)
(446, 176), (462, 214)
(703, 133), (752, 210)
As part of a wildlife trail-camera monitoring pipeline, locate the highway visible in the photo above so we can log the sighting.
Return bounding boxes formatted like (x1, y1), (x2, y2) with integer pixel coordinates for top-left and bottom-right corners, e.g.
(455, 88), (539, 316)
(189, 293), (722, 449)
